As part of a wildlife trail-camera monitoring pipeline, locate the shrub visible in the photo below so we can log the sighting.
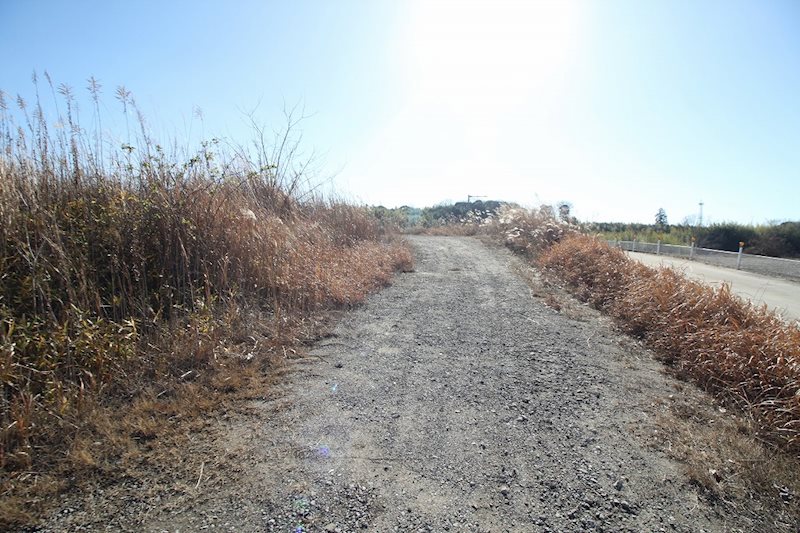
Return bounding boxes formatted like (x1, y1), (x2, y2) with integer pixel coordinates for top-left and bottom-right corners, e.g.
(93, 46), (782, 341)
(699, 223), (758, 252)
(750, 222), (800, 258)
(487, 204), (577, 257)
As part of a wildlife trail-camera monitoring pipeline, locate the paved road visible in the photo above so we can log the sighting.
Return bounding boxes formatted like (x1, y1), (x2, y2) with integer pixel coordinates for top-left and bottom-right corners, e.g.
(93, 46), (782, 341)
(628, 251), (800, 323)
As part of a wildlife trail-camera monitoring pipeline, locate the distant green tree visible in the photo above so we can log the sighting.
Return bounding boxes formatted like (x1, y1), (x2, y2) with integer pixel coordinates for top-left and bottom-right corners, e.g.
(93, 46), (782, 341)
(655, 208), (668, 229)
(557, 202), (572, 222)
(748, 221), (800, 258)
(699, 223), (758, 252)
(420, 200), (504, 227)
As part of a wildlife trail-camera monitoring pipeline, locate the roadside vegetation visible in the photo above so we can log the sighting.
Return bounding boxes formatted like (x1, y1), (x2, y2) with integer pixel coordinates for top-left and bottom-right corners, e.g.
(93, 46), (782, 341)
(370, 199), (504, 231)
(535, 233), (800, 518)
(539, 235), (800, 450)
(0, 77), (411, 527)
(591, 220), (800, 258)
(414, 202), (799, 515)
(370, 200), (799, 457)
(378, 201), (800, 259)
(483, 206), (800, 453)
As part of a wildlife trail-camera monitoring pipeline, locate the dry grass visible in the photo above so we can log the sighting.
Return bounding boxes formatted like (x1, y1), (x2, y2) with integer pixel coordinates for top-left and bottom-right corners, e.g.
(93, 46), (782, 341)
(0, 77), (412, 527)
(637, 388), (800, 526)
(539, 234), (800, 453)
(487, 204), (578, 258)
(501, 219), (800, 520)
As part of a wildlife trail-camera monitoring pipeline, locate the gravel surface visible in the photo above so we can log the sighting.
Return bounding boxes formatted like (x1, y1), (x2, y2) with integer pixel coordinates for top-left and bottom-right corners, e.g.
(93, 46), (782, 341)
(29, 236), (785, 532)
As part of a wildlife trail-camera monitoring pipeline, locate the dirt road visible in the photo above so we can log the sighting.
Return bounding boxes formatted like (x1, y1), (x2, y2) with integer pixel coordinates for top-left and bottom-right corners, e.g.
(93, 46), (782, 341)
(627, 251), (800, 323)
(33, 236), (788, 532)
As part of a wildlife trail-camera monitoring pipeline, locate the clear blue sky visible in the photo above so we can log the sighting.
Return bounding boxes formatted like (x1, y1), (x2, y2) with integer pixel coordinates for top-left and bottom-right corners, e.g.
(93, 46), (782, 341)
(1, 0), (798, 224)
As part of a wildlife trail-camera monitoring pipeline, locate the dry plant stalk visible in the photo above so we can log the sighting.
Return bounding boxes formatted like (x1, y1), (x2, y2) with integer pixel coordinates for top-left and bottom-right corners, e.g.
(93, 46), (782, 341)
(0, 74), (413, 523)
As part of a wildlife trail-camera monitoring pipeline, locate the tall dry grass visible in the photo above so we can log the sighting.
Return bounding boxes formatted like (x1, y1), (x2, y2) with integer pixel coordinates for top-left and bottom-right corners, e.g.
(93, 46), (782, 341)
(482, 207), (800, 452)
(487, 204), (577, 256)
(539, 234), (800, 452)
(0, 76), (412, 487)
(409, 203), (578, 244)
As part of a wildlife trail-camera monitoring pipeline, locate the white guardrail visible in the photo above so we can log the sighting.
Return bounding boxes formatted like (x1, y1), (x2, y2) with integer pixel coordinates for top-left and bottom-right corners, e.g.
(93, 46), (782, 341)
(609, 240), (800, 282)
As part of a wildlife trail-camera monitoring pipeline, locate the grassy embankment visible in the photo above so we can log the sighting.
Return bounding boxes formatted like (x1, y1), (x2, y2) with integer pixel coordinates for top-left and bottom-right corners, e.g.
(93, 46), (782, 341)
(0, 79), (411, 526)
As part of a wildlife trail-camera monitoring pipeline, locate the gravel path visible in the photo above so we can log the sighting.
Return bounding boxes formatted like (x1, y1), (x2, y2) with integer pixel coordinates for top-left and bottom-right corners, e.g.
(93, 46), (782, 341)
(31, 236), (781, 532)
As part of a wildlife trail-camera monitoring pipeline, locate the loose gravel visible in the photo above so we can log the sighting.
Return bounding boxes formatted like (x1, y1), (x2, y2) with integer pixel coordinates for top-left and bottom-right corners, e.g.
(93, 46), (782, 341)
(29, 236), (785, 532)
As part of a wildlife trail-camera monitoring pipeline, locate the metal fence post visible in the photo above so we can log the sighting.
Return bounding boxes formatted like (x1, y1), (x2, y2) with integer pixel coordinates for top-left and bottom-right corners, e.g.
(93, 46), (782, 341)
(656, 240), (661, 255)
(737, 242), (744, 270)
(632, 238), (636, 252)
(690, 238), (695, 260)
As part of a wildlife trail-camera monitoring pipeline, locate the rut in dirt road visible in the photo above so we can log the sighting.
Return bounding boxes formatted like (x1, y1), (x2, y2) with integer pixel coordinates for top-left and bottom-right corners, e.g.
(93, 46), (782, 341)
(148, 236), (768, 532)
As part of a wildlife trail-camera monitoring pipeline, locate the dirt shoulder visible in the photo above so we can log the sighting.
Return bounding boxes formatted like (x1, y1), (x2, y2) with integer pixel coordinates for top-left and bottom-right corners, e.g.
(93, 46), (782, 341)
(28, 236), (796, 532)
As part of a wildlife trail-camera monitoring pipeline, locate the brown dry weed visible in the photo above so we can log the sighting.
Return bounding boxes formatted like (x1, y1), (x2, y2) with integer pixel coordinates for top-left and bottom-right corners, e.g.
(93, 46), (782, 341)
(539, 234), (800, 453)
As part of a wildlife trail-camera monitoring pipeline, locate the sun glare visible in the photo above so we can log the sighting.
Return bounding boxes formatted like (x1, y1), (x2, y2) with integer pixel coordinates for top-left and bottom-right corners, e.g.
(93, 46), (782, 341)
(406, 0), (583, 110)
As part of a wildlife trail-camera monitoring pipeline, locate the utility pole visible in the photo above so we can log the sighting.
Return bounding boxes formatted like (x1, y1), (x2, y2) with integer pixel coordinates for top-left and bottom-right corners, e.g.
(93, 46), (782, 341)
(698, 201), (704, 227)
(467, 195), (486, 203)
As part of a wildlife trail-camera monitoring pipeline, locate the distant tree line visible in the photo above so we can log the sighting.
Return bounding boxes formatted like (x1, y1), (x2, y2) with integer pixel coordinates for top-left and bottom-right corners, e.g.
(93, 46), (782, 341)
(591, 219), (800, 258)
(370, 200), (505, 229)
(370, 201), (800, 259)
